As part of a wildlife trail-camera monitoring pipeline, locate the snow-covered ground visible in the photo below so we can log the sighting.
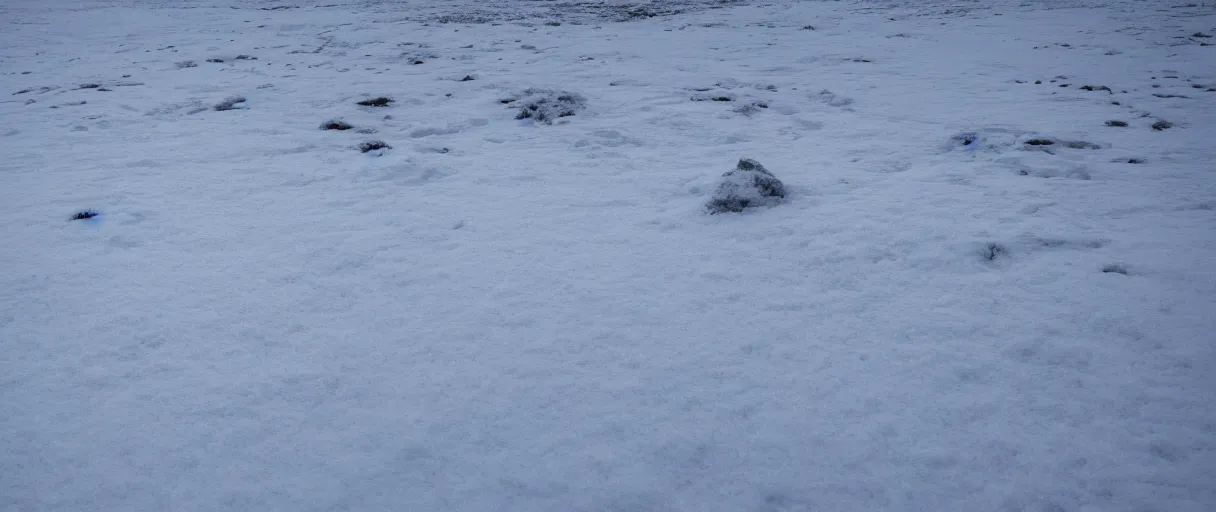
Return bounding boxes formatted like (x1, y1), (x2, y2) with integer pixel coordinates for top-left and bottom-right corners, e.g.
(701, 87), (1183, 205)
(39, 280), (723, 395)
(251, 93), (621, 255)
(2, 0), (1215, 510)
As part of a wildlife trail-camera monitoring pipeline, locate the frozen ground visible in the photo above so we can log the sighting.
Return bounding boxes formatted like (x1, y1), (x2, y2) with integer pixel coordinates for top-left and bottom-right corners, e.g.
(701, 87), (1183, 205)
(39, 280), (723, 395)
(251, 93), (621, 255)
(2, 0), (1215, 510)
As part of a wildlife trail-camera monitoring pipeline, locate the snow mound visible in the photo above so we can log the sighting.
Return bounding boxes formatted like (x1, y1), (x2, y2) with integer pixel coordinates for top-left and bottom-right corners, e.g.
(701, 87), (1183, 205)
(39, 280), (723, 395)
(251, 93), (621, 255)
(706, 158), (787, 214)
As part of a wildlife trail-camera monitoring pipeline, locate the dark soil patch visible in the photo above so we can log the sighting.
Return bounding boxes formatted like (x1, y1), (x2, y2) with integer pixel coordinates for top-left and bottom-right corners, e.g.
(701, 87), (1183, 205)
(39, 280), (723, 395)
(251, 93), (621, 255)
(357, 97), (394, 107)
(1105, 120), (1128, 127)
(1025, 139), (1056, 146)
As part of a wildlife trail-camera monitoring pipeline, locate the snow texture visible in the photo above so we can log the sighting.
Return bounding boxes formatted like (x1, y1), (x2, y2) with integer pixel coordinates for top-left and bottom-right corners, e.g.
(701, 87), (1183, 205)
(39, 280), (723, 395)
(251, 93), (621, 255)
(2, 0), (1215, 510)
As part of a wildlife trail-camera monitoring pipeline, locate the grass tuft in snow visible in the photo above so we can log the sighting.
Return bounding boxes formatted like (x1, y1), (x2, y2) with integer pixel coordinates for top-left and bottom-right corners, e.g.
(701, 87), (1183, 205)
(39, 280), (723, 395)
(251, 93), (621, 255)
(359, 140), (391, 153)
(509, 89), (586, 124)
(357, 97), (394, 107)
(214, 96), (247, 111)
(982, 243), (1008, 262)
(320, 120), (353, 131)
(69, 210), (99, 221)
(733, 101), (769, 116)
(952, 132), (979, 147)
(706, 158), (786, 214)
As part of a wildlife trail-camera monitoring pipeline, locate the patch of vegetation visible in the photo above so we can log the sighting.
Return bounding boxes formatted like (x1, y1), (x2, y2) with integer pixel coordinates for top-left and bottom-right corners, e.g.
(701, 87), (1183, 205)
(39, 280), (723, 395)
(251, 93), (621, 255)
(359, 141), (391, 153)
(982, 243), (1007, 262)
(508, 89), (586, 124)
(706, 159), (786, 214)
(953, 132), (978, 146)
(214, 96), (247, 111)
(733, 101), (769, 116)
(320, 120), (353, 131)
(357, 97), (394, 107)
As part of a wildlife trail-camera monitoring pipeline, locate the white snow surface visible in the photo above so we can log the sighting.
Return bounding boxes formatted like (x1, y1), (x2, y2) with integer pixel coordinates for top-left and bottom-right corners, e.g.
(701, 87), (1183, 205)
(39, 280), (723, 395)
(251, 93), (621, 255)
(2, 0), (1215, 510)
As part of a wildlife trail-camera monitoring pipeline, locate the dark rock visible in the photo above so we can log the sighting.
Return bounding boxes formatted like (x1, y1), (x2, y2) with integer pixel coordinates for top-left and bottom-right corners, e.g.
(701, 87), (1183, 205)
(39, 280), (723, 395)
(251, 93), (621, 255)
(1024, 139), (1055, 146)
(1105, 120), (1128, 127)
(706, 159), (786, 214)
(1151, 120), (1173, 131)
(70, 210), (100, 221)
